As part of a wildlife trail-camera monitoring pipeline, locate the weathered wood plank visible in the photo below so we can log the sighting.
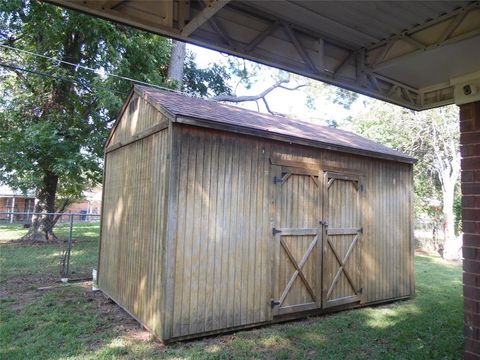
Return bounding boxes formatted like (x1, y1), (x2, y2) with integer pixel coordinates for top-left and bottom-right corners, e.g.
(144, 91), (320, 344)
(276, 228), (318, 236)
(98, 125), (169, 339)
(105, 121), (169, 153)
(327, 228), (361, 235)
(101, 116), (414, 341)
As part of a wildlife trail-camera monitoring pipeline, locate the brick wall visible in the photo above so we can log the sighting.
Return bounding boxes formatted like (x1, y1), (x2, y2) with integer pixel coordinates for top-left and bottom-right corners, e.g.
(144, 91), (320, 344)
(0, 197), (34, 221)
(462, 101), (480, 359)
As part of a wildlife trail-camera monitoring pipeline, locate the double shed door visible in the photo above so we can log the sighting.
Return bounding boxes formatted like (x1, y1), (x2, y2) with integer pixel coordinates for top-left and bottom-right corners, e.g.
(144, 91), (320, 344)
(271, 165), (364, 316)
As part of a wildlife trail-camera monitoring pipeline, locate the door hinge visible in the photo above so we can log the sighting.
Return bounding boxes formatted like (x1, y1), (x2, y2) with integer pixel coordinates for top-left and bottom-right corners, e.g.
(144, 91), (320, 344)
(272, 227), (282, 236)
(273, 176), (283, 184)
(271, 299), (281, 308)
(358, 287), (363, 295)
(358, 227), (363, 234)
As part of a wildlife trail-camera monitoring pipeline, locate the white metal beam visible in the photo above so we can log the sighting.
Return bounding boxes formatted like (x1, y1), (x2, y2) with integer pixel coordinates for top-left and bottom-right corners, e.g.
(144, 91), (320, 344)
(244, 20), (279, 53)
(368, 2), (480, 71)
(282, 23), (320, 75)
(41, 0), (480, 110)
(181, 0), (230, 36)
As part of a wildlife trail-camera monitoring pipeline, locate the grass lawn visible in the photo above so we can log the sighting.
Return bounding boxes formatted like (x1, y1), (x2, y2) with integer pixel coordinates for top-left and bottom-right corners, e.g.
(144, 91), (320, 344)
(0, 223), (463, 359)
(0, 222), (99, 281)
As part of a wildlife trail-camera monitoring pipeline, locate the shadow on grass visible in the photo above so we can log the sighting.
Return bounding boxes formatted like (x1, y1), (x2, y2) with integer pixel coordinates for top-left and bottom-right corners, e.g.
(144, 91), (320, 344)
(0, 255), (463, 360)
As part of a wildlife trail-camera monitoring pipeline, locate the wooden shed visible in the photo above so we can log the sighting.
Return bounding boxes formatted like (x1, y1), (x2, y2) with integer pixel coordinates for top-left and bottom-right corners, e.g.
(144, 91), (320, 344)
(98, 85), (415, 342)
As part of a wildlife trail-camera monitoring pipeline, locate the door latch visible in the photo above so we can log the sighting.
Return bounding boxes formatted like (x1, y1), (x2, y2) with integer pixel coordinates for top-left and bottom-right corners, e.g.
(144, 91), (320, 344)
(273, 176), (283, 184)
(319, 220), (328, 227)
(271, 299), (281, 308)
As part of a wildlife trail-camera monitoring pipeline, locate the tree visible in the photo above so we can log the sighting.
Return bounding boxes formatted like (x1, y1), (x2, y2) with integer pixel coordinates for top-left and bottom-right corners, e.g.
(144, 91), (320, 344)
(166, 40), (186, 89)
(350, 102), (461, 259)
(415, 107), (460, 260)
(182, 52), (233, 97)
(0, 1), (174, 241)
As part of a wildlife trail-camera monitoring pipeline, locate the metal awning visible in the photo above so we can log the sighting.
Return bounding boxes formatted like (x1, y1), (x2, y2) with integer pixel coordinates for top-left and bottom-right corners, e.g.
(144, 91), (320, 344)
(43, 0), (480, 110)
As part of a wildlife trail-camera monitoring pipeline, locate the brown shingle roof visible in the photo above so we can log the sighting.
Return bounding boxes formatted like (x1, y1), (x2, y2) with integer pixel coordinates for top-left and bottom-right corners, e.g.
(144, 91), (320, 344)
(135, 85), (415, 164)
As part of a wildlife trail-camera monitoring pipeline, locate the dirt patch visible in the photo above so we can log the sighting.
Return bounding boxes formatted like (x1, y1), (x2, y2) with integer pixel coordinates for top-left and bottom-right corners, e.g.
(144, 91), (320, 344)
(82, 285), (156, 342)
(81, 287), (239, 353)
(415, 248), (462, 264)
(416, 248), (439, 257)
(0, 273), (150, 342)
(0, 273), (59, 310)
(2, 274), (243, 354)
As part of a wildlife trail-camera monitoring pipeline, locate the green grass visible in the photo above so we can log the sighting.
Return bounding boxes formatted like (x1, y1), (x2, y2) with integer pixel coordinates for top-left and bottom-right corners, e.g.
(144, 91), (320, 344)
(0, 223), (99, 281)
(0, 222), (463, 359)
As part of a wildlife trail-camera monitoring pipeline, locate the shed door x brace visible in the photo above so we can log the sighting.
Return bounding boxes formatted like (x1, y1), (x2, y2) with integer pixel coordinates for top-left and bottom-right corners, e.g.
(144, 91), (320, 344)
(272, 167), (364, 315)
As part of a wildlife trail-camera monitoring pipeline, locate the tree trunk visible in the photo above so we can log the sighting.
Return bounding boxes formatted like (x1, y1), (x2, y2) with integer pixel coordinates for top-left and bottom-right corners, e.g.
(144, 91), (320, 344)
(442, 180), (461, 260)
(21, 172), (59, 242)
(19, 30), (83, 242)
(167, 40), (186, 89)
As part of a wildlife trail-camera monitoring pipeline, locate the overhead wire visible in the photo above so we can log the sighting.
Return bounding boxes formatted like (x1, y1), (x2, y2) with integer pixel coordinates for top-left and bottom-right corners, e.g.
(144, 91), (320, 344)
(0, 61), (79, 84)
(0, 60), (130, 98)
(0, 43), (183, 94)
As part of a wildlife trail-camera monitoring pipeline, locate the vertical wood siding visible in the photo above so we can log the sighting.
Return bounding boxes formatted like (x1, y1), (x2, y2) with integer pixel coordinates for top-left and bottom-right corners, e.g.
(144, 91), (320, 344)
(323, 175), (362, 307)
(273, 172), (321, 314)
(321, 150), (413, 303)
(108, 94), (167, 147)
(101, 112), (413, 341)
(165, 125), (413, 339)
(98, 103), (170, 338)
(168, 125), (271, 338)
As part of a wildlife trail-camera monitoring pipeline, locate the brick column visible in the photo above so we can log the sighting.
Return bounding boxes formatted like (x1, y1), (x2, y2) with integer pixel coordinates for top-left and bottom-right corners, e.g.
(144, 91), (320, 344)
(462, 101), (480, 359)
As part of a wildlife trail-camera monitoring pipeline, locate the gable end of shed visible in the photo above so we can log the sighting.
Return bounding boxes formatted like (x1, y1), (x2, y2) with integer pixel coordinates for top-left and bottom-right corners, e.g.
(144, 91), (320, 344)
(105, 88), (174, 151)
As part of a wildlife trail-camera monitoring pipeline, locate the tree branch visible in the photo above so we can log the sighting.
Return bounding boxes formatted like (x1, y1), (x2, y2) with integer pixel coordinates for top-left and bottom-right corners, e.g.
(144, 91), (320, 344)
(211, 79), (308, 115)
(262, 97), (284, 117)
(52, 198), (74, 227)
(278, 84), (307, 91)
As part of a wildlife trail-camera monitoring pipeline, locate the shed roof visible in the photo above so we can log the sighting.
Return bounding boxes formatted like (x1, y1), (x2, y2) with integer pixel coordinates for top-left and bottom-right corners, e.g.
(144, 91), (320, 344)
(134, 85), (415, 164)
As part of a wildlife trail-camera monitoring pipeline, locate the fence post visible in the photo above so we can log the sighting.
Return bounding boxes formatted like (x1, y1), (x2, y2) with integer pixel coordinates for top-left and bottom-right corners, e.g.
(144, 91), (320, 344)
(10, 197), (15, 224)
(65, 212), (74, 277)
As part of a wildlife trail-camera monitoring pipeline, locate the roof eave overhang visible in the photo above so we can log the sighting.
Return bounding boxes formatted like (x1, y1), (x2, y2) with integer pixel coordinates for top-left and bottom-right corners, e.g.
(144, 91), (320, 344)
(42, 0), (480, 111)
(174, 115), (417, 164)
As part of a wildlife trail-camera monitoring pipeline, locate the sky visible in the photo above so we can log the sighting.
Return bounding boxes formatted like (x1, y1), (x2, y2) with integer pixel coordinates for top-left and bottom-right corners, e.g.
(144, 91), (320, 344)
(187, 43), (372, 126)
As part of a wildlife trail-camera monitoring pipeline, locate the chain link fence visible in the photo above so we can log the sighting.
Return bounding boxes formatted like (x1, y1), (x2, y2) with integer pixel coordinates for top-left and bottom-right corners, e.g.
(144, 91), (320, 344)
(0, 211), (100, 280)
(414, 214), (445, 252)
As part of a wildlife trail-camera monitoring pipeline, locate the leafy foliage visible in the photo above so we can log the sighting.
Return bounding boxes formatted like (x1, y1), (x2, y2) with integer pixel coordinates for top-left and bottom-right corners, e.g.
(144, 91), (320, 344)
(349, 101), (461, 247)
(183, 53), (232, 97)
(330, 88), (359, 109)
(0, 1), (176, 205)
